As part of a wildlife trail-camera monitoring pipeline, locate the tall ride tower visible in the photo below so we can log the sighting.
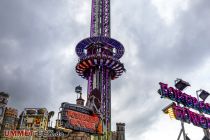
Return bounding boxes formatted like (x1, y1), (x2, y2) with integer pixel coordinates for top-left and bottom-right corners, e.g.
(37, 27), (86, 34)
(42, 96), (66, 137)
(75, 0), (125, 137)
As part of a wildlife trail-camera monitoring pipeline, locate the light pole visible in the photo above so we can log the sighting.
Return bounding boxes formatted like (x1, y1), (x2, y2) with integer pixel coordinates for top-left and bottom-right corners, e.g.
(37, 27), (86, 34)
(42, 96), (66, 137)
(175, 79), (190, 140)
(196, 89), (210, 139)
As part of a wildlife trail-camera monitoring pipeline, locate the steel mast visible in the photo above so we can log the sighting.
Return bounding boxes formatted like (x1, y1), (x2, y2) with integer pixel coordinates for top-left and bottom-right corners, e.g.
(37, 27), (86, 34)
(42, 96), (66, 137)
(75, 0), (125, 138)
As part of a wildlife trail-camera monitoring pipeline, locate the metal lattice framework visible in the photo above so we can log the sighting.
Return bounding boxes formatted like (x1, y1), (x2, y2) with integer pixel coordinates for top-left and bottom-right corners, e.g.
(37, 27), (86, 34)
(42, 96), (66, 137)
(90, 0), (110, 37)
(75, 0), (125, 136)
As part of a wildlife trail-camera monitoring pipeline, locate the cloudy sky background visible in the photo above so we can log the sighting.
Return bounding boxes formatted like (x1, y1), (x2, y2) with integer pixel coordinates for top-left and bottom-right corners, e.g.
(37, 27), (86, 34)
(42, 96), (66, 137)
(0, 0), (210, 139)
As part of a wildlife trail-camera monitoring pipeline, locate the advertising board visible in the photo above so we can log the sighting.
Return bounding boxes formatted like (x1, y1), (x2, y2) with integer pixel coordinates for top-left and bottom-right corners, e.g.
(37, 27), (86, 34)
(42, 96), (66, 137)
(60, 102), (102, 134)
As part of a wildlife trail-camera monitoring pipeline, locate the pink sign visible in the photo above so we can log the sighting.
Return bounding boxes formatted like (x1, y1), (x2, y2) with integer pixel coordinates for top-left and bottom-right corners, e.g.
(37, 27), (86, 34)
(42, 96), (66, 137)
(159, 82), (210, 115)
(172, 104), (210, 129)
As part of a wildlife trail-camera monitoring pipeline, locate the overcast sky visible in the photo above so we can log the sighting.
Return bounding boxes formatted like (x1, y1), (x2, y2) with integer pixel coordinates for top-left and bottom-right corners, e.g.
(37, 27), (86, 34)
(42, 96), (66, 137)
(1, 0), (210, 139)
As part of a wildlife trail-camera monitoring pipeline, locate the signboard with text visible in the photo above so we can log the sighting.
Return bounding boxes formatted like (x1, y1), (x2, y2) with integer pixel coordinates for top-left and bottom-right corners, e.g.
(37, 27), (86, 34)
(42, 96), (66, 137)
(159, 82), (210, 129)
(159, 82), (210, 114)
(60, 102), (102, 134)
(166, 103), (210, 129)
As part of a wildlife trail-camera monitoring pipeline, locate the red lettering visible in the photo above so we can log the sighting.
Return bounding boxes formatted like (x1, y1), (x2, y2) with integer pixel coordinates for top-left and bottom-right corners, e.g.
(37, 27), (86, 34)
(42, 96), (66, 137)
(90, 122), (96, 130)
(86, 122), (92, 129)
(82, 114), (86, 120)
(25, 130), (30, 136)
(10, 130), (17, 137)
(66, 110), (100, 132)
(88, 117), (93, 123)
(17, 130), (24, 136)
(70, 119), (77, 126)
(80, 120), (86, 128)
(83, 114), (89, 122)
(67, 111), (74, 118)
(4, 130), (10, 137)
(29, 130), (33, 136)
(83, 121), (89, 129)
(93, 116), (99, 122)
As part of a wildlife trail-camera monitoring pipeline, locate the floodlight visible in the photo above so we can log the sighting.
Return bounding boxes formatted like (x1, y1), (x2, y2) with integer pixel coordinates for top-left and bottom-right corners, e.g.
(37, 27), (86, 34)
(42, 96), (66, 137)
(198, 89), (210, 101)
(175, 79), (190, 91)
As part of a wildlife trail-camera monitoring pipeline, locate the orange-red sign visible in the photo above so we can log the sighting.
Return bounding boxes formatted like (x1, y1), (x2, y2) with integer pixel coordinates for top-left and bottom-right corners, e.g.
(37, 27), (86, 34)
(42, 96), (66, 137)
(66, 110), (102, 134)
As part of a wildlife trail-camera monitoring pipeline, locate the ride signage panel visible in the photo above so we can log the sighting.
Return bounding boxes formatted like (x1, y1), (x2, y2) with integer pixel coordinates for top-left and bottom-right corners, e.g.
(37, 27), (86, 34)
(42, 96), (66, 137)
(66, 110), (101, 132)
(169, 103), (210, 129)
(60, 103), (102, 134)
(159, 82), (210, 115)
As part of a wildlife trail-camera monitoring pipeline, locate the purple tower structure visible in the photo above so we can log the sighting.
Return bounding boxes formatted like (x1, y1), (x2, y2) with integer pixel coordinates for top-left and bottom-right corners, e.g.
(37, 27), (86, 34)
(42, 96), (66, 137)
(75, 0), (125, 136)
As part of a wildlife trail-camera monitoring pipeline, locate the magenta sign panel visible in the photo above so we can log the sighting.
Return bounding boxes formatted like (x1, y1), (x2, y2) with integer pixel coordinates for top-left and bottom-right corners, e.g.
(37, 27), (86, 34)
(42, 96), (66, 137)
(159, 82), (210, 129)
(172, 104), (210, 129)
(159, 82), (210, 115)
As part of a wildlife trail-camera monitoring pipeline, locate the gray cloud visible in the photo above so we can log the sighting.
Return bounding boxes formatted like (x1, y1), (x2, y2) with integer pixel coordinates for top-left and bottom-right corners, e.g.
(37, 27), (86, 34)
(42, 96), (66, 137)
(0, 0), (88, 112)
(111, 0), (210, 138)
(0, 0), (209, 139)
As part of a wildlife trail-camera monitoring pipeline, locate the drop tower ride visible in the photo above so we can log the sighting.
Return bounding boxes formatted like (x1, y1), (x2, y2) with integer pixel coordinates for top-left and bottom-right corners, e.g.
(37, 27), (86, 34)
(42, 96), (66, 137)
(75, 0), (125, 138)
